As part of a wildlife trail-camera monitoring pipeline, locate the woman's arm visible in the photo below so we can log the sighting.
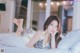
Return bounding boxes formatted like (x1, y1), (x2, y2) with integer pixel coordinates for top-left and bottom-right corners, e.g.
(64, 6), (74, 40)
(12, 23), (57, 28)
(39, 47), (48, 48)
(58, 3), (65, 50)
(26, 31), (43, 48)
(51, 31), (58, 49)
(51, 36), (56, 49)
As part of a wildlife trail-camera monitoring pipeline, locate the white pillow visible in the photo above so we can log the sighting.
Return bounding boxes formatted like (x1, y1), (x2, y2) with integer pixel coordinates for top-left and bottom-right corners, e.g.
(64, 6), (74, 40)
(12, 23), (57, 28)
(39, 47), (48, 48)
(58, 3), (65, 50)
(71, 41), (80, 53)
(57, 29), (80, 49)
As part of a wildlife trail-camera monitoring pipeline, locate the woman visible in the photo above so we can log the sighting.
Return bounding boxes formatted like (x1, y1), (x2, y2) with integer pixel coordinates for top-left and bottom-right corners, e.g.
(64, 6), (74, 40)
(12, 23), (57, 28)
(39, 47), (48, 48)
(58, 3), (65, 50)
(13, 15), (62, 49)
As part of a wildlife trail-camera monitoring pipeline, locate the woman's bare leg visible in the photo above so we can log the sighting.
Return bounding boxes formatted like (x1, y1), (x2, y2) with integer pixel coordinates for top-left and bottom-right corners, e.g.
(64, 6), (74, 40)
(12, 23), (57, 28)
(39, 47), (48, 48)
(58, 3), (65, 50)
(13, 18), (24, 36)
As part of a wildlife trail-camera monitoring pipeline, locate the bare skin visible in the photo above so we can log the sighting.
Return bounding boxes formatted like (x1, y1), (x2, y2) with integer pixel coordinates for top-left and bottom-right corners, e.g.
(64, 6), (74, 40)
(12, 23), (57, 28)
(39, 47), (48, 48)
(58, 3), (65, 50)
(27, 20), (59, 48)
(13, 18), (24, 36)
(13, 18), (60, 49)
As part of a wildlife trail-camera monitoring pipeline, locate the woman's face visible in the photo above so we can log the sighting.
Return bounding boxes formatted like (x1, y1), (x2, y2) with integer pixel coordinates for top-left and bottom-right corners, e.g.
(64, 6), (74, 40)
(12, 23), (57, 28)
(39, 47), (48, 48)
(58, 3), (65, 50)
(47, 20), (58, 34)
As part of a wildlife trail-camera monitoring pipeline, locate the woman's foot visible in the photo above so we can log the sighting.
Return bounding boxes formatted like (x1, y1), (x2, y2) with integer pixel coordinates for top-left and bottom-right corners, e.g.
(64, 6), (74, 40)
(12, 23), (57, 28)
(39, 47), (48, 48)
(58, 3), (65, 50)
(13, 18), (24, 36)
(13, 18), (23, 27)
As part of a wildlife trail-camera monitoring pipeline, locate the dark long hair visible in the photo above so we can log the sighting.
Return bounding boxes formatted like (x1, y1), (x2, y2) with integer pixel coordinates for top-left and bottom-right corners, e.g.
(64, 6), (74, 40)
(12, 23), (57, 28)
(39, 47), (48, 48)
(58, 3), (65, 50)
(43, 15), (59, 31)
(43, 15), (62, 48)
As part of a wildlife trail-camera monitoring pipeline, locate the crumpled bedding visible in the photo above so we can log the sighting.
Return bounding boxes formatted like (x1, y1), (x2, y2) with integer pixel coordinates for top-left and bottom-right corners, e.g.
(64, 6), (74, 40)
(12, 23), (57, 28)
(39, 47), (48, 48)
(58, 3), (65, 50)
(0, 29), (80, 53)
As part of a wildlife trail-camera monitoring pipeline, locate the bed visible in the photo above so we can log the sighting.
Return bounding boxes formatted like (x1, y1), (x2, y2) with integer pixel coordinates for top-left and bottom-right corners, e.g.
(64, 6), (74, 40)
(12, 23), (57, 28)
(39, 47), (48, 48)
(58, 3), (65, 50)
(0, 29), (80, 53)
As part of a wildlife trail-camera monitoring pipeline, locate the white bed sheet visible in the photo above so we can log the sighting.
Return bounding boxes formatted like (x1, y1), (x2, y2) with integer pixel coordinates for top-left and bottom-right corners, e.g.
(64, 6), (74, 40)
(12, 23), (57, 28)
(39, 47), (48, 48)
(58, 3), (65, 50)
(0, 33), (71, 53)
(0, 30), (80, 53)
(0, 33), (28, 48)
(0, 44), (72, 53)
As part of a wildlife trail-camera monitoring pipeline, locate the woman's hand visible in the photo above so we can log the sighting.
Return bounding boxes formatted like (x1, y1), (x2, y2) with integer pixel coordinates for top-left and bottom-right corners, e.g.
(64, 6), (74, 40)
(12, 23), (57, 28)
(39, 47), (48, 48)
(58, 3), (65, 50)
(51, 31), (58, 37)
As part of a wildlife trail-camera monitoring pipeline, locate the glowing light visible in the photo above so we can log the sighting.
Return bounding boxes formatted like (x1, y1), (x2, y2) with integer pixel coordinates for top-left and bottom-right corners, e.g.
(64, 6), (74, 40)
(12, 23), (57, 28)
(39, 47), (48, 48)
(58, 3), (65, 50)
(57, 2), (60, 6)
(39, 3), (43, 7)
(45, 3), (47, 6)
(51, 2), (54, 5)
(63, 1), (67, 5)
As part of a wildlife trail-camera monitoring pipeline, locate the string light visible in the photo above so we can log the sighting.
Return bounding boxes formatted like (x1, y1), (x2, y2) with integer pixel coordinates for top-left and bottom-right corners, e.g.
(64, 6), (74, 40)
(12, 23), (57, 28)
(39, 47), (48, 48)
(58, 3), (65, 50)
(57, 2), (60, 6)
(39, 3), (43, 7)
(51, 2), (54, 5)
(63, 1), (67, 5)
(39, 1), (72, 7)
(45, 3), (47, 6)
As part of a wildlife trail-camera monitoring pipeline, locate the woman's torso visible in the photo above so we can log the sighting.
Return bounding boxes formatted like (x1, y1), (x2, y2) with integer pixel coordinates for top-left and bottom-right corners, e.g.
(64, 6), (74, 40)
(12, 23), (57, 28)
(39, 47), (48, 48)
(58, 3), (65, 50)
(33, 32), (51, 49)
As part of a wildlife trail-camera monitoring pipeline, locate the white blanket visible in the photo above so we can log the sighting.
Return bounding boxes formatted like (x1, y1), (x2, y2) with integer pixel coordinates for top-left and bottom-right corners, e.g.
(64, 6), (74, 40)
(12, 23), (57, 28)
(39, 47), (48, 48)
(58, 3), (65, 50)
(0, 44), (71, 53)
(0, 29), (80, 53)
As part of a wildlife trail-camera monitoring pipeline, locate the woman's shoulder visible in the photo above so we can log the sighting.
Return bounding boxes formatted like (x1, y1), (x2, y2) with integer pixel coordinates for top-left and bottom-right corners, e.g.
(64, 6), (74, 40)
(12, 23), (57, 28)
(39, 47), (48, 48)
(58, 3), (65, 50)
(36, 30), (44, 34)
(32, 30), (45, 38)
(35, 30), (45, 36)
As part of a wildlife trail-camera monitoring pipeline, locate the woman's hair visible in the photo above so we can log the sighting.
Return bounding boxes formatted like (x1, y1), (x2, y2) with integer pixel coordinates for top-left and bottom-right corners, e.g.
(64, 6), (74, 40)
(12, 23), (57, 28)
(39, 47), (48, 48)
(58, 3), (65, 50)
(43, 15), (59, 30)
(43, 15), (62, 47)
